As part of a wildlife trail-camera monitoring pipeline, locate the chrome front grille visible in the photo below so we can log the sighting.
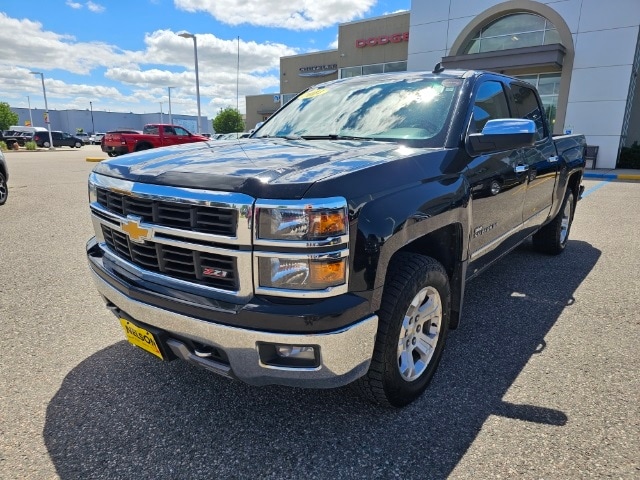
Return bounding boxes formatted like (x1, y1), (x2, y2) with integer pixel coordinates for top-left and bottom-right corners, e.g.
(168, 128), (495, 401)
(96, 187), (237, 236)
(102, 226), (238, 290)
(89, 173), (254, 300)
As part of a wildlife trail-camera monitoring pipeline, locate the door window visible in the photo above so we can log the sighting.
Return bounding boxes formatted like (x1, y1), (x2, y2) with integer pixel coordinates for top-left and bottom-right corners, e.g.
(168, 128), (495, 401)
(510, 84), (546, 140)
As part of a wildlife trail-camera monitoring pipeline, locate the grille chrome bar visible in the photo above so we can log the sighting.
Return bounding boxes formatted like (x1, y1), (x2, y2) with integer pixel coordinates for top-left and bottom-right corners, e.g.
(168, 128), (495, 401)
(89, 173), (254, 300)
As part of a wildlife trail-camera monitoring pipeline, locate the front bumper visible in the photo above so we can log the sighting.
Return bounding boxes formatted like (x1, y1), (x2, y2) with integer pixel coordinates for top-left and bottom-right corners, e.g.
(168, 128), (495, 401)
(88, 240), (378, 388)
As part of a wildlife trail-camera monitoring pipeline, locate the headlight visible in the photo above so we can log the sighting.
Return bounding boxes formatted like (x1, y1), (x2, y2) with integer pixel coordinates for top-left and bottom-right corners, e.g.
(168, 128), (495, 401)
(255, 198), (348, 243)
(257, 254), (347, 291)
(88, 180), (97, 203)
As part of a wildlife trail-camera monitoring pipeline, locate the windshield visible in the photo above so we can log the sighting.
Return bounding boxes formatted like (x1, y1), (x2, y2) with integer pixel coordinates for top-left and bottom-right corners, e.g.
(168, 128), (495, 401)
(256, 75), (462, 147)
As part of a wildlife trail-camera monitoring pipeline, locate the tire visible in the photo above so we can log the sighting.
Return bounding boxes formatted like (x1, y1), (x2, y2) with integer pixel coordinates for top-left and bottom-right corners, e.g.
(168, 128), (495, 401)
(43, 141), (50, 148)
(107, 152), (117, 157)
(135, 143), (152, 152)
(74, 141), (82, 148)
(353, 253), (450, 407)
(0, 172), (7, 206)
(532, 188), (575, 255)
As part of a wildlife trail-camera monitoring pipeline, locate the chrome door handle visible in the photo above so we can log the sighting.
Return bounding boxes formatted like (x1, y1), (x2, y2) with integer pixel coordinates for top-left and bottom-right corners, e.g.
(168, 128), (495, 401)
(514, 165), (529, 173)
(549, 156), (559, 163)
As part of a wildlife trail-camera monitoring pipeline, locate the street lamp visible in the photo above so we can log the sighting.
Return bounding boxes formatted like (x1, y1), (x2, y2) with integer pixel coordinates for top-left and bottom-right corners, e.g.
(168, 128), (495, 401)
(29, 71), (54, 149)
(89, 101), (95, 133)
(27, 96), (33, 127)
(159, 102), (164, 123)
(178, 32), (202, 133)
(167, 86), (175, 125)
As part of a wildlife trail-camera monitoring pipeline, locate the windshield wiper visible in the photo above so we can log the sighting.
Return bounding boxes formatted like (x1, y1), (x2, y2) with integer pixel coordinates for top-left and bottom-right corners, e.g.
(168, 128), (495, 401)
(299, 134), (375, 141)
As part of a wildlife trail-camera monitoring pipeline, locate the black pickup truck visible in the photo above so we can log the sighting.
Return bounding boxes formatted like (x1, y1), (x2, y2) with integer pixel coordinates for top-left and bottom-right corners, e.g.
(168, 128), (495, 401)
(86, 69), (586, 407)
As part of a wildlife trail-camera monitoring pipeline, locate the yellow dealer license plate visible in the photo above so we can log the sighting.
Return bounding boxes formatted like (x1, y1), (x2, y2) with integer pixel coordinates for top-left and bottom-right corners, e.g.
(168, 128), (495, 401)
(119, 318), (164, 360)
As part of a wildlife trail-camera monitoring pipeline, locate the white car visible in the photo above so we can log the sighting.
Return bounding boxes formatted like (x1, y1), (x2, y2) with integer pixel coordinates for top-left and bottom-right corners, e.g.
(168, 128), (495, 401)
(90, 133), (105, 145)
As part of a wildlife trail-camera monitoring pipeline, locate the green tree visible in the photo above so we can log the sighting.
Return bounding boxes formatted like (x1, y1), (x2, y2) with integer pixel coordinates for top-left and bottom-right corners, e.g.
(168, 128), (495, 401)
(0, 102), (19, 131)
(212, 107), (244, 134)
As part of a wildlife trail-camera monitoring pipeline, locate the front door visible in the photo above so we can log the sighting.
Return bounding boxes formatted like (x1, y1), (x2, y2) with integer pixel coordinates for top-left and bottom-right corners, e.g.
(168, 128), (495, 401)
(465, 80), (528, 278)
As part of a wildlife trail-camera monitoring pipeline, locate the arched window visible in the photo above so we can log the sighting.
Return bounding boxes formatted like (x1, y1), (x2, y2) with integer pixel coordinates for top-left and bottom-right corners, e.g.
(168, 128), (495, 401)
(463, 13), (561, 54)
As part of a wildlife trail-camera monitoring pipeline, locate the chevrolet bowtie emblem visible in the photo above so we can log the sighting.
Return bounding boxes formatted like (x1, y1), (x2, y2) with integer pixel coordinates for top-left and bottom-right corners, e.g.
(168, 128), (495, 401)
(121, 217), (152, 243)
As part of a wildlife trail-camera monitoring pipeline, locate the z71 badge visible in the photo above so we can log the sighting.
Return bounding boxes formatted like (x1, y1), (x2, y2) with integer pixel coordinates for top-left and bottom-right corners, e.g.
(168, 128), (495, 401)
(202, 267), (228, 278)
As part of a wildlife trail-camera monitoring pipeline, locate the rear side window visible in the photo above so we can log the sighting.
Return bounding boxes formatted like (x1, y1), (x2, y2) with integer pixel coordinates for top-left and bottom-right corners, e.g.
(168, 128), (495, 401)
(471, 81), (511, 132)
(510, 84), (546, 140)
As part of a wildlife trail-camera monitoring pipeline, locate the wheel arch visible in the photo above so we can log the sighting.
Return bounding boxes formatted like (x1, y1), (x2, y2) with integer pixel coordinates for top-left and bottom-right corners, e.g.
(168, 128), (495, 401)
(135, 142), (153, 151)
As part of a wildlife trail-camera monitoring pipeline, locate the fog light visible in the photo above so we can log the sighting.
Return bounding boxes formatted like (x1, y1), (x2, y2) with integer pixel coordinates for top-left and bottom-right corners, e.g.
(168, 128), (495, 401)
(276, 345), (316, 360)
(257, 343), (320, 368)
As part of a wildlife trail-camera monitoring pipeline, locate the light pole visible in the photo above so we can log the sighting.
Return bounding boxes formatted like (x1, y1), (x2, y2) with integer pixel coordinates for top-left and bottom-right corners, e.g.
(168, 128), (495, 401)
(178, 32), (201, 133)
(89, 101), (95, 133)
(27, 96), (33, 127)
(167, 86), (175, 125)
(29, 71), (54, 149)
(159, 102), (164, 123)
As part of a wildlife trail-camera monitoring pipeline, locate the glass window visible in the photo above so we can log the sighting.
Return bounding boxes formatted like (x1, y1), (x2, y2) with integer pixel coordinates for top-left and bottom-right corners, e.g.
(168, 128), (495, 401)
(340, 66), (362, 78)
(384, 61), (407, 73)
(514, 73), (560, 128)
(256, 76), (463, 147)
(464, 13), (561, 54)
(471, 81), (511, 132)
(510, 84), (546, 140)
(362, 64), (384, 75)
(174, 127), (189, 136)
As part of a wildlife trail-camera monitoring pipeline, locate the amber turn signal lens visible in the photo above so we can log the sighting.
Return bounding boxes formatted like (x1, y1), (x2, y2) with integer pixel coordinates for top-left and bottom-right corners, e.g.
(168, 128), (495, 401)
(310, 259), (346, 285)
(310, 211), (347, 237)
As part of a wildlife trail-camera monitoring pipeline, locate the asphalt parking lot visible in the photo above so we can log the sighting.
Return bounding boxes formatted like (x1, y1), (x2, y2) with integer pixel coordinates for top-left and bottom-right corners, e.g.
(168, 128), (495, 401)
(0, 147), (638, 479)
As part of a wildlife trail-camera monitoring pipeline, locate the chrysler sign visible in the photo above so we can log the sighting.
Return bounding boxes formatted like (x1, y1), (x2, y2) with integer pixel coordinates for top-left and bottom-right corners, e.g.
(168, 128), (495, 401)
(356, 32), (409, 48)
(298, 64), (338, 77)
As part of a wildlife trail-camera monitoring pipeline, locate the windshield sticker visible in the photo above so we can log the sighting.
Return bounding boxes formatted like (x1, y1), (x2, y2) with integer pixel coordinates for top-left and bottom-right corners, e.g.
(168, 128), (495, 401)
(299, 89), (328, 100)
(442, 79), (463, 88)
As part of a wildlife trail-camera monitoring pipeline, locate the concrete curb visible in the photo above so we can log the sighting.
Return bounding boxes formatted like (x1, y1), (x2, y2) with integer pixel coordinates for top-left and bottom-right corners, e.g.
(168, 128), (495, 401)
(85, 157), (106, 162)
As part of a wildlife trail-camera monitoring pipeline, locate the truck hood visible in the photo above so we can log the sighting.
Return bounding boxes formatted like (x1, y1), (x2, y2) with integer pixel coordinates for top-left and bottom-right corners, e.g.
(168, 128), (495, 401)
(93, 138), (426, 198)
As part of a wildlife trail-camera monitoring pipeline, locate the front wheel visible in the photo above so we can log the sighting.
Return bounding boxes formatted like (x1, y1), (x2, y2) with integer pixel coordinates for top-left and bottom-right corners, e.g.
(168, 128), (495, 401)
(532, 188), (575, 255)
(353, 253), (450, 407)
(0, 172), (8, 205)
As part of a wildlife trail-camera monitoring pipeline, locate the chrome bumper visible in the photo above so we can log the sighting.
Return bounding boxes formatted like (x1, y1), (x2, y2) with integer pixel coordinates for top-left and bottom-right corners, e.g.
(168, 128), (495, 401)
(90, 270), (378, 388)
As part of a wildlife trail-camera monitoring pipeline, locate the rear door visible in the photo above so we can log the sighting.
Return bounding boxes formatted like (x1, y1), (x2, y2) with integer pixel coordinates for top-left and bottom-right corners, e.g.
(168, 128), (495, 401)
(508, 81), (559, 230)
(465, 79), (528, 277)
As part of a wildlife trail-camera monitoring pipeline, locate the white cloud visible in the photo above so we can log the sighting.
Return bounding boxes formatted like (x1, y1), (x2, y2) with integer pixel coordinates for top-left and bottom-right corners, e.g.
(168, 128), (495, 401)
(66, 1), (83, 9)
(174, 0), (377, 30)
(86, 2), (106, 13)
(0, 13), (298, 116)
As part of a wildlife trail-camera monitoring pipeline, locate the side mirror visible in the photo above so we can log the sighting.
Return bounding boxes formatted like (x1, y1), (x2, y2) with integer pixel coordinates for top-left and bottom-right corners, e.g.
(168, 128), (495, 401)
(468, 119), (536, 155)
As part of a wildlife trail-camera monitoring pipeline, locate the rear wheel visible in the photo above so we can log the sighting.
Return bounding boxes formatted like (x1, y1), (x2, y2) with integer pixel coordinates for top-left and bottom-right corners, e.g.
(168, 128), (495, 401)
(353, 253), (450, 407)
(74, 141), (82, 148)
(532, 188), (575, 255)
(0, 172), (8, 205)
(135, 143), (152, 152)
(107, 152), (117, 157)
(43, 141), (50, 148)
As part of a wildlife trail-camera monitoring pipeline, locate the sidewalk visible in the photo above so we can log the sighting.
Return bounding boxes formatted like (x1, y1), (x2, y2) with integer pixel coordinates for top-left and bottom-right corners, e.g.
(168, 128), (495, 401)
(583, 168), (640, 182)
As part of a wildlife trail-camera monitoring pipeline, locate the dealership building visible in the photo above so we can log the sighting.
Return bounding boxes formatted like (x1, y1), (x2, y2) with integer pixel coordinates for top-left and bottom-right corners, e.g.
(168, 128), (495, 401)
(247, 0), (640, 169)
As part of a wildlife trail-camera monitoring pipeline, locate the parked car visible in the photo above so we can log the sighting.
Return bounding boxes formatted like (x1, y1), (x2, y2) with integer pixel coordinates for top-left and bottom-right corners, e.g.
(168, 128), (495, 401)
(33, 131), (84, 148)
(75, 133), (91, 144)
(102, 124), (207, 156)
(0, 131), (19, 149)
(100, 129), (141, 156)
(90, 133), (105, 145)
(0, 149), (8, 205)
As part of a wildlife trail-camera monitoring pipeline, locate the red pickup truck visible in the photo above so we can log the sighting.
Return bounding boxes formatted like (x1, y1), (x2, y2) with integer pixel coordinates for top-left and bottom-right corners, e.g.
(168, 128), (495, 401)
(102, 124), (208, 156)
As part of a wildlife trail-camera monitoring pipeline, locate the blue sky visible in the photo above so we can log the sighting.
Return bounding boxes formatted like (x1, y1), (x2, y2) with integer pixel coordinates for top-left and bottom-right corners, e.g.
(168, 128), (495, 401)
(0, 0), (409, 120)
